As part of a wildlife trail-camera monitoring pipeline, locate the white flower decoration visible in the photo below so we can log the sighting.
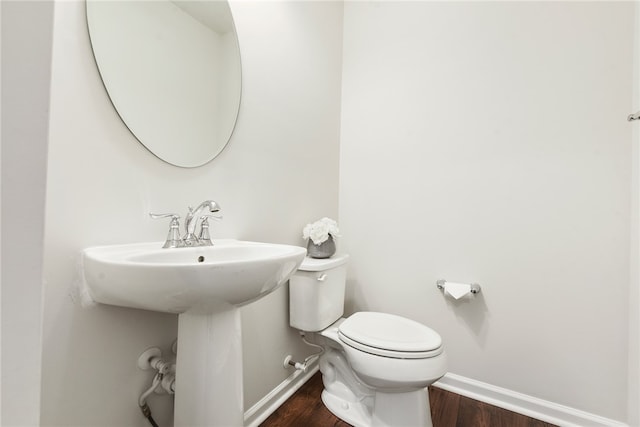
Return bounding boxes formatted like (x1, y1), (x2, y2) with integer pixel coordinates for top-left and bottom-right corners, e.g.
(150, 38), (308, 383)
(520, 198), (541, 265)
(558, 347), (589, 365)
(302, 217), (340, 245)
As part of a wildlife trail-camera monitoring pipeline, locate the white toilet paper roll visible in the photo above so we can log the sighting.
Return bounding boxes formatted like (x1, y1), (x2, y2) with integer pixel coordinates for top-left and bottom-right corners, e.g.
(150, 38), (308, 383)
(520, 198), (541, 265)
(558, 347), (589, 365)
(444, 282), (472, 300)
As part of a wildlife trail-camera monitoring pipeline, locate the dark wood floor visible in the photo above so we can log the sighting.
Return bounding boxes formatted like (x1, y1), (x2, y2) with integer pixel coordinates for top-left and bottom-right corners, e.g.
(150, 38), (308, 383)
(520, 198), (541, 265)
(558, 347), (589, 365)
(260, 372), (557, 427)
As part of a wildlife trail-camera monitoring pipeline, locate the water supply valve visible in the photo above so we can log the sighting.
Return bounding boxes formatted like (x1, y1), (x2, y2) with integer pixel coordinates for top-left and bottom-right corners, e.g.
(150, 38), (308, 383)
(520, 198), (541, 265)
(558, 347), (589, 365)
(283, 355), (308, 372)
(138, 347), (176, 395)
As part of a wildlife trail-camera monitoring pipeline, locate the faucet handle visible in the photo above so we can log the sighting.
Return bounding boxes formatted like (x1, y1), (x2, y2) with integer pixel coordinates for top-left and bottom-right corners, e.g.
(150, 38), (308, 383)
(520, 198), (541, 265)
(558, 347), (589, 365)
(149, 212), (180, 220)
(197, 214), (223, 246)
(149, 213), (182, 248)
(201, 213), (223, 221)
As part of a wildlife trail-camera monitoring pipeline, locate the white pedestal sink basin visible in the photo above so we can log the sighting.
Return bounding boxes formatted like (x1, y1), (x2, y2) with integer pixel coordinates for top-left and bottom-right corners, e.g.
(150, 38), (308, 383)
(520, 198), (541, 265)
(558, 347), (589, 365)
(83, 239), (306, 313)
(82, 239), (306, 426)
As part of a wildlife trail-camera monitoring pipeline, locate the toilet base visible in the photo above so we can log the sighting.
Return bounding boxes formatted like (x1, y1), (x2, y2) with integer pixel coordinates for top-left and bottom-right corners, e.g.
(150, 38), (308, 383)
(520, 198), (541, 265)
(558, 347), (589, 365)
(322, 387), (433, 427)
(371, 389), (433, 427)
(322, 389), (372, 427)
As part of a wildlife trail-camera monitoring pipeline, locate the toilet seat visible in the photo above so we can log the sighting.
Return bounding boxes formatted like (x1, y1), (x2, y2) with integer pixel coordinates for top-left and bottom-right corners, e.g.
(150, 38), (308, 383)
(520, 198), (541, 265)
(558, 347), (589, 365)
(338, 312), (443, 359)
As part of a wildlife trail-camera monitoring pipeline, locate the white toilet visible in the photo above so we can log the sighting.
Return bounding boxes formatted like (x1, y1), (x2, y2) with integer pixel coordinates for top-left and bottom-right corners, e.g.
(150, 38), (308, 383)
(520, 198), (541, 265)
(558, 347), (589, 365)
(289, 254), (447, 427)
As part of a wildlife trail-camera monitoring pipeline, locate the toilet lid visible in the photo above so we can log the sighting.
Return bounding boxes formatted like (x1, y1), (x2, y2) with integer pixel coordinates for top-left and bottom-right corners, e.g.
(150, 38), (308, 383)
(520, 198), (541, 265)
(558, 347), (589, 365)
(338, 312), (442, 359)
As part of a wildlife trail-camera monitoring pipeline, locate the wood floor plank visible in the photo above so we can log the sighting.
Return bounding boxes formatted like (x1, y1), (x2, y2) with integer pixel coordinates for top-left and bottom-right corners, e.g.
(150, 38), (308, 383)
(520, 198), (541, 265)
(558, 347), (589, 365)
(456, 394), (493, 427)
(427, 386), (459, 427)
(260, 372), (558, 427)
(261, 373), (351, 427)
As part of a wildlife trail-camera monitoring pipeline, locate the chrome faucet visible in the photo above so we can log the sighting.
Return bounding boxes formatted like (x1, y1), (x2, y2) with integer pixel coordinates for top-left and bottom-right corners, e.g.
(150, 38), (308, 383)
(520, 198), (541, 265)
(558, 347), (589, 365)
(150, 200), (222, 248)
(183, 200), (222, 246)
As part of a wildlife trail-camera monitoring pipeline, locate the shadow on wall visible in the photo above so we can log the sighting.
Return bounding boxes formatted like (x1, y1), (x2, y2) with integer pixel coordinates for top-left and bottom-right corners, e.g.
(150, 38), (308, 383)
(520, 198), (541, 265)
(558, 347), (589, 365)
(443, 291), (490, 346)
(344, 277), (363, 316)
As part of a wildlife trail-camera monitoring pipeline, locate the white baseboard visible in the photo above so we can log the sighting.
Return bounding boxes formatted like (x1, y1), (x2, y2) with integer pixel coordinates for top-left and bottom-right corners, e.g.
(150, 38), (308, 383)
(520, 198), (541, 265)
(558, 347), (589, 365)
(244, 361), (319, 427)
(244, 366), (626, 427)
(434, 373), (628, 427)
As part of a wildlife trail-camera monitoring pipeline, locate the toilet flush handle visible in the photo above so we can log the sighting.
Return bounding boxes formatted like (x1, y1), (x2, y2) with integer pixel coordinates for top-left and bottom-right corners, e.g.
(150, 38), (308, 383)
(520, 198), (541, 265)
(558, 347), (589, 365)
(317, 273), (327, 281)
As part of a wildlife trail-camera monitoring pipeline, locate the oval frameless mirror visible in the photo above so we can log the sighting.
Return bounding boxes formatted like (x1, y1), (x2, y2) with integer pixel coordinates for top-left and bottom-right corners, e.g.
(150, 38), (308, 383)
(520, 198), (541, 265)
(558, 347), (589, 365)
(86, 0), (242, 168)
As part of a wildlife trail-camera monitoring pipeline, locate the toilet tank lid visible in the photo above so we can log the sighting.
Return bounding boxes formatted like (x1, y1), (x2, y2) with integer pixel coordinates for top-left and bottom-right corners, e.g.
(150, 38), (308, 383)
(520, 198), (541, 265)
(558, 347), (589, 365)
(299, 254), (349, 271)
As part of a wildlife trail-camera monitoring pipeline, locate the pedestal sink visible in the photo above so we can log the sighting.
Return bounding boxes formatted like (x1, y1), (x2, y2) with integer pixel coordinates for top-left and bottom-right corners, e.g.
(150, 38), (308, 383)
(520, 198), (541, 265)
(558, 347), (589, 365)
(82, 239), (306, 426)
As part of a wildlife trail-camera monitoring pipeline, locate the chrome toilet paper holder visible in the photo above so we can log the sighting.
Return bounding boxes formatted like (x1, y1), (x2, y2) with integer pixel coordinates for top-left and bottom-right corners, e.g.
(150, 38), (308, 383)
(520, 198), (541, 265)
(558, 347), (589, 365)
(436, 279), (481, 295)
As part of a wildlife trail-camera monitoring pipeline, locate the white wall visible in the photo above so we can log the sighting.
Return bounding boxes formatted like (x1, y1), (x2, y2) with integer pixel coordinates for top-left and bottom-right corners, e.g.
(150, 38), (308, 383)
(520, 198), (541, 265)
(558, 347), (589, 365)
(630, 3), (640, 425)
(340, 1), (633, 422)
(11, 0), (638, 425)
(1, 1), (54, 425)
(41, 1), (342, 425)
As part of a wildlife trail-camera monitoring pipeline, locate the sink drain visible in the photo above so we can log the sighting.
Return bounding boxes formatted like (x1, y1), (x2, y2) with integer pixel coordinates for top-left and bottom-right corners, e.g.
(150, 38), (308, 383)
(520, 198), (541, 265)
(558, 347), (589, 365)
(197, 256), (205, 263)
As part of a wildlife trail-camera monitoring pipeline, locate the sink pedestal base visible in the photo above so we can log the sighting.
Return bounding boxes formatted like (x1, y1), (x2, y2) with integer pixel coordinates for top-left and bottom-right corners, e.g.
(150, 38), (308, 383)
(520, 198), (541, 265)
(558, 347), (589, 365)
(174, 305), (243, 426)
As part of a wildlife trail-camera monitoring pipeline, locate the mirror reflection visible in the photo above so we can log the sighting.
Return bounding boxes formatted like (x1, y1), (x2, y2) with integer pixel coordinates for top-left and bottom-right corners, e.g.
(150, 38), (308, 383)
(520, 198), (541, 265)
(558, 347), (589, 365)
(87, 0), (242, 168)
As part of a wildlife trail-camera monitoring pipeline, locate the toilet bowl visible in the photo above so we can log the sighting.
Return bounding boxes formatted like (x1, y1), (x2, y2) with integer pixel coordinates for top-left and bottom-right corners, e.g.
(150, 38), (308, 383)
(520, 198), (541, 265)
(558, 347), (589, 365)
(289, 255), (447, 427)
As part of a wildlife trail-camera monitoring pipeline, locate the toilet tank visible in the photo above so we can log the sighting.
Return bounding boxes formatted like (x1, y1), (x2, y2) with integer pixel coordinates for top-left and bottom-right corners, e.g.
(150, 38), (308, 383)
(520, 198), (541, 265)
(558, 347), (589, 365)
(289, 254), (349, 332)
